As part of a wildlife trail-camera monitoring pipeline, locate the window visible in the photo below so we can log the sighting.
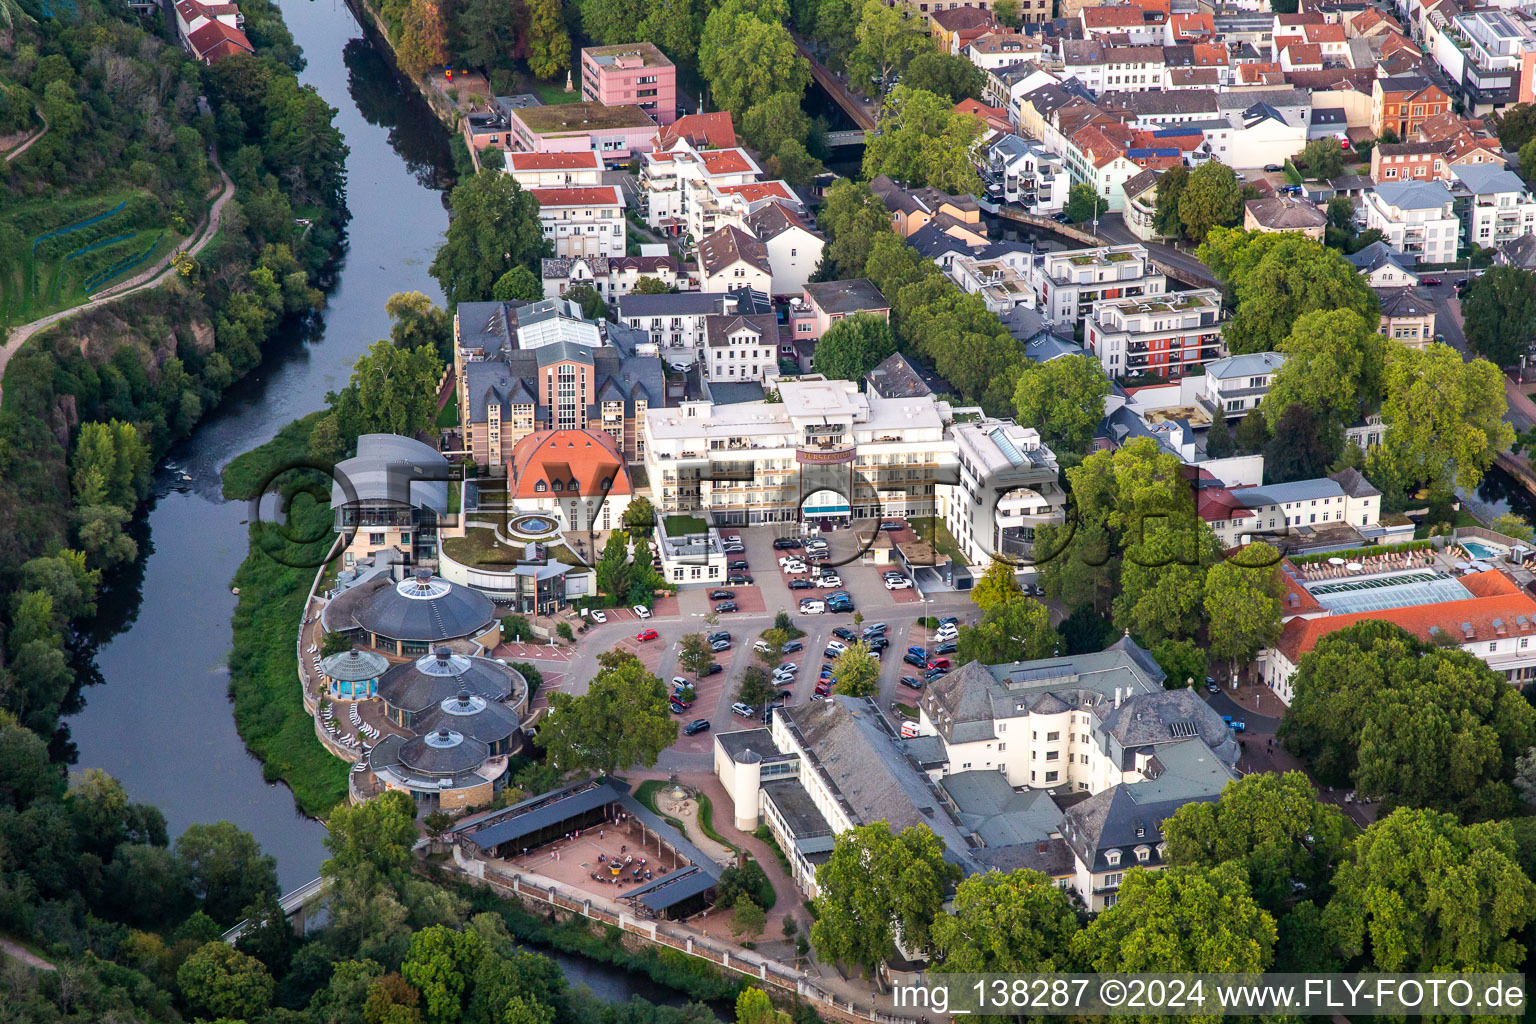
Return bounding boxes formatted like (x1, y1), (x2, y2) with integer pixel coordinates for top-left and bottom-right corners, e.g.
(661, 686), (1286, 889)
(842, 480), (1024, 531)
(552, 480), (563, 492)
(1045, 750), (1059, 761)
(1044, 771), (1058, 782)
(535, 481), (547, 493)
(1103, 872), (1123, 887)
(1046, 731), (1060, 741)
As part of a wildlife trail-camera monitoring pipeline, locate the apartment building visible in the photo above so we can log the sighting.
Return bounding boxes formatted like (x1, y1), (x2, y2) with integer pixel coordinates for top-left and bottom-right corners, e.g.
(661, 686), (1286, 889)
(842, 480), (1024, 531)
(743, 203), (824, 299)
(787, 279), (891, 343)
(506, 102), (658, 162)
(1061, 42), (1168, 93)
(540, 254), (681, 301)
(615, 290), (734, 357)
(931, 5), (1000, 53)
(1429, 10), (1536, 114)
(642, 379), (951, 527)
(950, 251), (1037, 313)
(1450, 164), (1536, 248)
(980, 135), (1069, 212)
(966, 31), (1047, 70)
(1193, 351), (1285, 421)
(1371, 74), (1451, 138)
(1084, 288), (1226, 379)
(703, 313), (779, 384)
(580, 42), (677, 124)
(697, 225), (773, 295)
(529, 186), (626, 258)
(939, 419), (1064, 567)
(638, 140), (763, 237)
(1199, 471), (1383, 548)
(1032, 244), (1168, 324)
(504, 151), (604, 188)
(1363, 180), (1460, 264)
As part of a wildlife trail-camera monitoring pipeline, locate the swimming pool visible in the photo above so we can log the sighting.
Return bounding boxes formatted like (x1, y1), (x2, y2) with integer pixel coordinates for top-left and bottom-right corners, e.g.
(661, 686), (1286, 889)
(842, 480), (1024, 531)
(1462, 540), (1506, 560)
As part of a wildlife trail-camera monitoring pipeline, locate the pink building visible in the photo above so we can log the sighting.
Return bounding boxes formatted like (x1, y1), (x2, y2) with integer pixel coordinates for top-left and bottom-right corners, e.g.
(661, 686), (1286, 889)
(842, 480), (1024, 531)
(507, 102), (659, 164)
(580, 42), (678, 126)
(788, 279), (891, 342)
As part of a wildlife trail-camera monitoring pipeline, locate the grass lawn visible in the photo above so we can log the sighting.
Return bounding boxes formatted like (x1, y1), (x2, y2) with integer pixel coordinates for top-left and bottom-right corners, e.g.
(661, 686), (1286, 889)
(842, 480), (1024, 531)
(442, 526), (525, 571)
(435, 400), (459, 428)
(663, 514), (708, 536)
(530, 80), (583, 105)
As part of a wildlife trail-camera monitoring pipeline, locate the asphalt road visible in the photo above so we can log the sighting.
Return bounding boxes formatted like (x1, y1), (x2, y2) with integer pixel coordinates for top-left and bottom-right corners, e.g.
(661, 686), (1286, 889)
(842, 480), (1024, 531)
(1089, 212), (1219, 287)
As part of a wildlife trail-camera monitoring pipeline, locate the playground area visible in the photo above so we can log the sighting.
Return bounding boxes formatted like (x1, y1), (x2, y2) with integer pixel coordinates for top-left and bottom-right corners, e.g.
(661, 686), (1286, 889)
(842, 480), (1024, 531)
(0, 190), (183, 326)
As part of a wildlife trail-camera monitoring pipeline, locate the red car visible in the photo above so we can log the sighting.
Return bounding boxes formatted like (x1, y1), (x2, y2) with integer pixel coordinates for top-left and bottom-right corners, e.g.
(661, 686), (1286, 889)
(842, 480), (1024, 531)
(636, 628), (659, 642)
(928, 657), (951, 671)
(1420, 276), (1442, 286)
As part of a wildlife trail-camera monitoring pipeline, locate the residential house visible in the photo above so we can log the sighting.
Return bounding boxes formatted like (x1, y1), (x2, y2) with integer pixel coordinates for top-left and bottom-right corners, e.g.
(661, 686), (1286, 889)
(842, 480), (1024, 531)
(1031, 244), (1167, 324)
(505, 151), (605, 188)
(869, 174), (989, 241)
(744, 203), (824, 298)
(788, 279), (891, 343)
(931, 5), (1000, 54)
(1194, 351), (1286, 421)
(1363, 180), (1459, 263)
(507, 102), (659, 162)
(980, 134), (1069, 212)
(1200, 470), (1383, 548)
(1346, 239), (1422, 285)
(704, 313), (780, 383)
(967, 31), (1048, 70)
(1371, 74), (1451, 138)
(1374, 286), (1437, 348)
(615, 291), (735, 356)
(540, 254), (682, 301)
(1081, 6), (1160, 45)
(529, 186), (627, 258)
(1061, 42), (1168, 93)
(1243, 196), (1329, 237)
(1084, 288), (1226, 379)
(653, 111), (737, 150)
(173, 0), (253, 64)
(1450, 164), (1536, 249)
(696, 226), (773, 295)
(580, 42), (677, 125)
(1428, 10), (1536, 115)
(1371, 140), (1455, 182)
(1120, 168), (1164, 240)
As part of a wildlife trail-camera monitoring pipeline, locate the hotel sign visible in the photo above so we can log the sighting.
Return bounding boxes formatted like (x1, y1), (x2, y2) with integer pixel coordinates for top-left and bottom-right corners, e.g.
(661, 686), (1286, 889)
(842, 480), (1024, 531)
(796, 446), (856, 466)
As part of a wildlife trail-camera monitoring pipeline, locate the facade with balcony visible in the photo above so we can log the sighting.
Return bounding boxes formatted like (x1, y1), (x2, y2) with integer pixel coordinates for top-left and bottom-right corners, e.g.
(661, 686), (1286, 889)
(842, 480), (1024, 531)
(939, 419), (1064, 568)
(1193, 351), (1285, 421)
(642, 380), (952, 526)
(1450, 164), (1536, 248)
(1363, 181), (1460, 264)
(1430, 10), (1536, 114)
(949, 252), (1037, 313)
(1084, 288), (1226, 380)
(1031, 244), (1168, 325)
(981, 134), (1069, 213)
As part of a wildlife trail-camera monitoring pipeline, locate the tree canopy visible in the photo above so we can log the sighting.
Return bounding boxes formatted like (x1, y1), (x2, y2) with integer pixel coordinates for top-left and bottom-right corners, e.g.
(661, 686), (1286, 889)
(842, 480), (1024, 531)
(536, 651), (678, 775)
(1462, 266), (1536, 367)
(1011, 354), (1111, 458)
(1377, 342), (1514, 495)
(1267, 309), (1386, 427)
(1202, 542), (1285, 675)
(429, 170), (549, 305)
(930, 869), (1080, 972)
(700, 0), (810, 122)
(901, 50), (985, 102)
(810, 313), (898, 381)
(862, 85), (985, 195)
(1178, 160), (1242, 242)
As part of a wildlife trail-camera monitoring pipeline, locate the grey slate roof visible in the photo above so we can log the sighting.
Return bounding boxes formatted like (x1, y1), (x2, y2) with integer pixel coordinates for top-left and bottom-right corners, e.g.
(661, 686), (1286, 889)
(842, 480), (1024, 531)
(704, 312), (777, 348)
(319, 648), (390, 682)
(803, 278), (889, 315)
(1204, 351), (1285, 380)
(1099, 89), (1218, 116)
(414, 692), (523, 748)
(1451, 163), (1527, 196)
(1330, 466), (1381, 499)
(398, 728), (491, 776)
(326, 573), (497, 644)
(1374, 285), (1434, 318)
(376, 649), (521, 717)
(866, 352), (934, 399)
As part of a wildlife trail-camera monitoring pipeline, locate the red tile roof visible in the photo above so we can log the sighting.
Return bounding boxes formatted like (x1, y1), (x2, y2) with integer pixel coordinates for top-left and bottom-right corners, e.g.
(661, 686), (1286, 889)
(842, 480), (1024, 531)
(1191, 43), (1228, 66)
(528, 186), (624, 207)
(930, 6), (997, 31)
(699, 149), (755, 175)
(1239, 61), (1284, 83)
(1083, 6), (1147, 28)
(655, 111), (737, 150)
(1303, 22), (1346, 43)
(1283, 43), (1324, 65)
(186, 19), (253, 63)
(1275, 569), (1536, 663)
(508, 429), (631, 500)
(718, 181), (796, 204)
(1169, 12), (1214, 38)
(509, 152), (604, 170)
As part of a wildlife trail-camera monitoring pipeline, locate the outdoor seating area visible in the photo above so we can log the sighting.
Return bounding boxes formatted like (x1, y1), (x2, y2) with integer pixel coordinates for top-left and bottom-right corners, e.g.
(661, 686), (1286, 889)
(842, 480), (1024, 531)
(1291, 548), (1436, 582)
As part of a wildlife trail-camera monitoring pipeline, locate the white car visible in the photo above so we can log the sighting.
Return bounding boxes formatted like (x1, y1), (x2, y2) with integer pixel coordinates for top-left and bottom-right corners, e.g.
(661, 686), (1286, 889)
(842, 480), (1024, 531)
(633, 605), (652, 619)
(825, 639), (848, 655)
(777, 556), (800, 567)
(819, 576), (843, 588)
(784, 562), (810, 574)
(590, 610), (607, 623)
(672, 677), (690, 688)
(935, 628), (958, 644)
(885, 578), (913, 590)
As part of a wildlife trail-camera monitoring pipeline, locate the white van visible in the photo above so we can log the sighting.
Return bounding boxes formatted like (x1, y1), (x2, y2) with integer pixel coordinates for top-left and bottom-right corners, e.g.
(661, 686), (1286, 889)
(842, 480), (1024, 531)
(799, 599), (826, 614)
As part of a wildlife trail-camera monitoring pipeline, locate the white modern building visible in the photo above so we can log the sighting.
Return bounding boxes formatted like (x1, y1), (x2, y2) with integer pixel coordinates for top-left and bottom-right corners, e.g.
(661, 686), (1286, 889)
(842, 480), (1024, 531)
(1450, 164), (1536, 248)
(529, 186), (627, 259)
(938, 419), (1065, 567)
(505, 151), (605, 188)
(1031, 244), (1168, 324)
(1363, 181), (1460, 265)
(950, 251), (1038, 313)
(703, 312), (779, 384)
(615, 291), (735, 358)
(981, 134), (1069, 212)
(1084, 288), (1225, 379)
(1194, 351), (1285, 421)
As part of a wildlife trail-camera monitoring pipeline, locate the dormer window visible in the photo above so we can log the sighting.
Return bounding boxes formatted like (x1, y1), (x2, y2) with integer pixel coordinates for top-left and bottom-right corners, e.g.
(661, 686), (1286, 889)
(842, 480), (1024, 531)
(601, 477), (613, 491)
(569, 479), (580, 491)
(535, 481), (547, 493)
(552, 480), (563, 492)
(1135, 845), (1151, 862)
(1105, 849), (1122, 867)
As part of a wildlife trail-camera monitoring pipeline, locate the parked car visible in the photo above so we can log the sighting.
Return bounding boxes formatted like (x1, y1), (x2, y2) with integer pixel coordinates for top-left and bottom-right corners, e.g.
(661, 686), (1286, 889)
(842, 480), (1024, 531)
(727, 574), (753, 585)
(701, 663), (723, 677)
(935, 641), (958, 655)
(938, 616), (958, 627)
(669, 701), (687, 714)
(784, 562), (809, 574)
(589, 610), (608, 624)
(907, 645), (927, 658)
(788, 578), (812, 591)
(924, 666), (948, 681)
(1263, 163), (1283, 173)
(672, 676), (690, 688)
(879, 521), (904, 531)
(824, 646), (845, 660)
(783, 640), (804, 653)
(729, 559), (749, 571)
(731, 703), (756, 718)
(885, 578), (913, 590)
(799, 599), (826, 614)
(862, 623), (888, 637)
(900, 720), (922, 738)
(710, 589), (735, 600)
(753, 640), (774, 654)
(1420, 275), (1442, 286)
(904, 652), (927, 668)
(633, 605), (652, 619)
(715, 601), (738, 613)
(1223, 716), (1247, 733)
(711, 639), (731, 652)
(828, 598), (854, 613)
(928, 657), (951, 670)
(683, 719), (711, 736)
(819, 576), (843, 588)
(671, 694), (693, 709)
(899, 676), (925, 689)
(832, 628), (856, 642)
(636, 628), (659, 642)
(868, 637), (889, 651)
(707, 631), (731, 644)
(773, 538), (802, 549)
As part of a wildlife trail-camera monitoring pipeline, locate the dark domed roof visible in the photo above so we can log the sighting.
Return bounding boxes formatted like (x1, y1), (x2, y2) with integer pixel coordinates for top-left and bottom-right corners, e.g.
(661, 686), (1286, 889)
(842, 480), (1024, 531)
(398, 727), (489, 776)
(348, 570), (497, 643)
(415, 691), (522, 748)
(378, 648), (526, 716)
(319, 648), (391, 682)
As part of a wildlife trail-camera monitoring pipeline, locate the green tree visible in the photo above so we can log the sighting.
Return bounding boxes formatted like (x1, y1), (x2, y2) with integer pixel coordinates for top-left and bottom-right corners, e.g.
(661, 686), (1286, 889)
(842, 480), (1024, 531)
(811, 313), (897, 380)
(930, 869), (1079, 972)
(536, 651), (678, 773)
(402, 925), (485, 1024)
(565, 282), (607, 321)
(766, 137), (824, 185)
(577, 0), (647, 45)
(831, 641), (880, 697)
(623, 495), (656, 534)
(1264, 404), (1338, 483)
(430, 170), (549, 304)
(525, 0), (571, 79)
(1325, 807), (1536, 970)
(741, 91), (813, 159)
(492, 266), (544, 302)
(1325, 195), (1355, 231)
(971, 559), (1023, 612)
(756, 628), (791, 668)
(1197, 228), (1380, 355)
(397, 0), (448, 78)
(1113, 521), (1220, 644)
(1493, 511), (1534, 542)
(41, 78), (83, 137)
(1063, 182), (1106, 224)
(18, 550), (99, 625)
(1379, 342), (1515, 494)
(699, 0), (809, 121)
(1234, 407), (1270, 453)
(386, 291), (454, 355)
(846, 0), (927, 96)
(324, 789), (421, 880)
(633, 275), (671, 295)
(1202, 543), (1284, 677)
(329, 339), (445, 442)
(175, 821), (280, 926)
(901, 50), (985, 102)
(1163, 771), (1355, 913)
(1150, 637), (1206, 689)
(1267, 308), (1386, 426)
(1152, 163), (1188, 238)
(1462, 266), (1536, 366)
(678, 633), (716, 678)
(1204, 413), (1234, 458)
(730, 895), (767, 939)
(1178, 160), (1242, 242)
(737, 665), (777, 710)
(736, 987), (789, 1024)
(1012, 354), (1112, 455)
(1297, 137), (1345, 179)
(811, 822), (958, 976)
(862, 85), (985, 194)
(1072, 862), (1277, 974)
(1498, 101), (1536, 151)
(1519, 138), (1536, 186)
(595, 530), (631, 600)
(956, 594), (1058, 665)
(818, 179), (894, 277)
(991, 0), (1021, 25)
(177, 942), (275, 1020)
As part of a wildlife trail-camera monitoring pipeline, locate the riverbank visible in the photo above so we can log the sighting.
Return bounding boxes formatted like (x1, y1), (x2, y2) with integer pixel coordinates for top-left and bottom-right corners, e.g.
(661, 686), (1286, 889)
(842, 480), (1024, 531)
(223, 413), (350, 817)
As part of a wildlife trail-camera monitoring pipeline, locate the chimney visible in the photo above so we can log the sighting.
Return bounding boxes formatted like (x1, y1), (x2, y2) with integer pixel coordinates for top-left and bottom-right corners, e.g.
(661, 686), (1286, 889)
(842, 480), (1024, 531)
(1114, 687), (1123, 709)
